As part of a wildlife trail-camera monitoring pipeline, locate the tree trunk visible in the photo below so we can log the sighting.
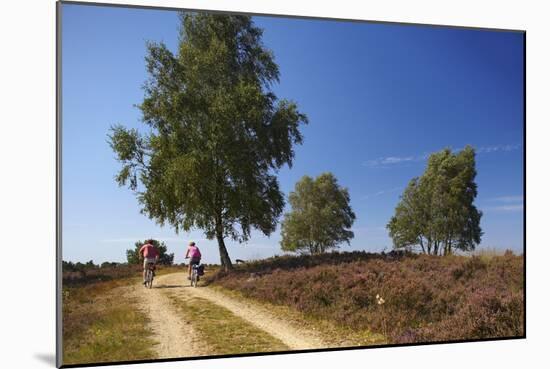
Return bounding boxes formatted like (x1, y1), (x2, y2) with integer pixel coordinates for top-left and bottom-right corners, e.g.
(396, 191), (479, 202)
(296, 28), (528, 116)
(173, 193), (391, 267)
(214, 212), (233, 271)
(419, 237), (426, 254)
(444, 235), (452, 256)
(216, 231), (233, 271)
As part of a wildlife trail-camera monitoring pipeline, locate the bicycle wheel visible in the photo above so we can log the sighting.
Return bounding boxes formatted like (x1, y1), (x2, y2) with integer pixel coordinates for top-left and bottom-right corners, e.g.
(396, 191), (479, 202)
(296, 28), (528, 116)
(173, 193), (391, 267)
(145, 269), (151, 288)
(191, 269), (197, 287)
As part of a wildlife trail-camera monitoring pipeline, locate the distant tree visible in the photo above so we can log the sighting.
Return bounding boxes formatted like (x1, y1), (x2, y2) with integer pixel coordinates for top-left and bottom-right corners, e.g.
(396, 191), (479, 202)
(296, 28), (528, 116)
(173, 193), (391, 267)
(108, 13), (307, 271)
(85, 260), (96, 268)
(100, 261), (120, 268)
(62, 261), (76, 272)
(387, 146), (483, 255)
(280, 173), (356, 254)
(126, 239), (174, 265)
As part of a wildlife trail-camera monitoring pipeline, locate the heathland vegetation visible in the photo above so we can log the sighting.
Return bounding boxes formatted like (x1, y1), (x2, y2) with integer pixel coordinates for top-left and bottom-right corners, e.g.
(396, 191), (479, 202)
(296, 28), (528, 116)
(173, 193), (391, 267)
(63, 248), (523, 363)
(207, 251), (524, 344)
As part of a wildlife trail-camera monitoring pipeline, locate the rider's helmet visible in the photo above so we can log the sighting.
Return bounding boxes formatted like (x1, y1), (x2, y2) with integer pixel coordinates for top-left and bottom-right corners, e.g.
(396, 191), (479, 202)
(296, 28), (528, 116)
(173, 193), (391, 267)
(189, 241), (196, 246)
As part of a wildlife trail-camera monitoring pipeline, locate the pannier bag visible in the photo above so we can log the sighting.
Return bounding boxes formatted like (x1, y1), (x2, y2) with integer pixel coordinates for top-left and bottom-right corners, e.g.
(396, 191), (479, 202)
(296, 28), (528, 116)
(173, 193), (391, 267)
(198, 264), (205, 276)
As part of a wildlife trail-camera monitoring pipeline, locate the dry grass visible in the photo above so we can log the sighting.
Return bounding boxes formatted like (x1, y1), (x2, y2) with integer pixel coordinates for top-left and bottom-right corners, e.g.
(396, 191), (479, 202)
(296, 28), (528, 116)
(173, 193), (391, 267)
(467, 248), (516, 262)
(62, 278), (156, 365)
(165, 292), (289, 355)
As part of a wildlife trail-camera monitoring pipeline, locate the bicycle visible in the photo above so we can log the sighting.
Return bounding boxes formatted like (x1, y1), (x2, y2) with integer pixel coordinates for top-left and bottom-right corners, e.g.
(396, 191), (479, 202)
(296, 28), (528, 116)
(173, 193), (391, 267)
(190, 264), (200, 287)
(144, 262), (155, 289)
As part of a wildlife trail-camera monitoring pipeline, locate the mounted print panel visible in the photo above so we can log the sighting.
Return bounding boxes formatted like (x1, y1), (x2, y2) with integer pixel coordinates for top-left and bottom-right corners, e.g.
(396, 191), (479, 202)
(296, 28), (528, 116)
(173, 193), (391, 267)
(57, 1), (525, 367)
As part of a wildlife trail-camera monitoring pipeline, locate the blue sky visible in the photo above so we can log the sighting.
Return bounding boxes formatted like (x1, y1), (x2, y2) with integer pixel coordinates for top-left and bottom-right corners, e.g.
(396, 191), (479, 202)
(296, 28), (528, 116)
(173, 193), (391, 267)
(61, 4), (524, 264)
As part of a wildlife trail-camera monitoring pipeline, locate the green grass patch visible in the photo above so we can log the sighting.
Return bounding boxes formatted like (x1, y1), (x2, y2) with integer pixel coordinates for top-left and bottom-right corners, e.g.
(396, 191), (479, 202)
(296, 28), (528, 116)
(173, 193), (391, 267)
(166, 293), (289, 355)
(63, 278), (156, 365)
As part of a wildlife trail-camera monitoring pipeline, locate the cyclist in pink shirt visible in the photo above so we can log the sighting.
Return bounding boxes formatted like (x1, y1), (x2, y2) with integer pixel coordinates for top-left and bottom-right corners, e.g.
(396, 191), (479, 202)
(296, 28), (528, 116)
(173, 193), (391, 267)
(139, 240), (159, 285)
(185, 241), (202, 280)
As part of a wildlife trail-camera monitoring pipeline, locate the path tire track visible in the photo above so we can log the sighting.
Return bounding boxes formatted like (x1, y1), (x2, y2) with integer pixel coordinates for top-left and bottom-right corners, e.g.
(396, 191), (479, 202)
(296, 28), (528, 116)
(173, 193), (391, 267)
(157, 272), (327, 351)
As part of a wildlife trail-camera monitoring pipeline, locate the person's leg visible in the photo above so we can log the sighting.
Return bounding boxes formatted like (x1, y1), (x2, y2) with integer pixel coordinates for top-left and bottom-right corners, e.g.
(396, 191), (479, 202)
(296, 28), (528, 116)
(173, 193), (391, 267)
(142, 260), (147, 283)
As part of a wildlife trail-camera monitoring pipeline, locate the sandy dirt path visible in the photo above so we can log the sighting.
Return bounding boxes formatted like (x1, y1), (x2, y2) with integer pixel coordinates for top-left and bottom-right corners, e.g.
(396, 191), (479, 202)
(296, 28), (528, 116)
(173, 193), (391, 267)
(157, 272), (327, 351)
(125, 279), (206, 359)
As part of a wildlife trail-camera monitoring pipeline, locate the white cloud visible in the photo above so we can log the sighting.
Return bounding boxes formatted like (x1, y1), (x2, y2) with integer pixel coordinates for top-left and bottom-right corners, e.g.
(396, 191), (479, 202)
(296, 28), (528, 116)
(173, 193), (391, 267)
(482, 195), (523, 213)
(364, 143), (521, 168)
(381, 156), (415, 165)
(364, 155), (421, 168)
(478, 144), (521, 153)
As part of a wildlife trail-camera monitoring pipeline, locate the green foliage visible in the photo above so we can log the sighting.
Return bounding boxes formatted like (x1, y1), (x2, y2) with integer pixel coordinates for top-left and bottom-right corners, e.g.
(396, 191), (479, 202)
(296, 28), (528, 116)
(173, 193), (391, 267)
(126, 239), (174, 265)
(280, 173), (356, 254)
(108, 13), (307, 270)
(100, 261), (121, 268)
(63, 260), (99, 271)
(387, 146), (483, 255)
